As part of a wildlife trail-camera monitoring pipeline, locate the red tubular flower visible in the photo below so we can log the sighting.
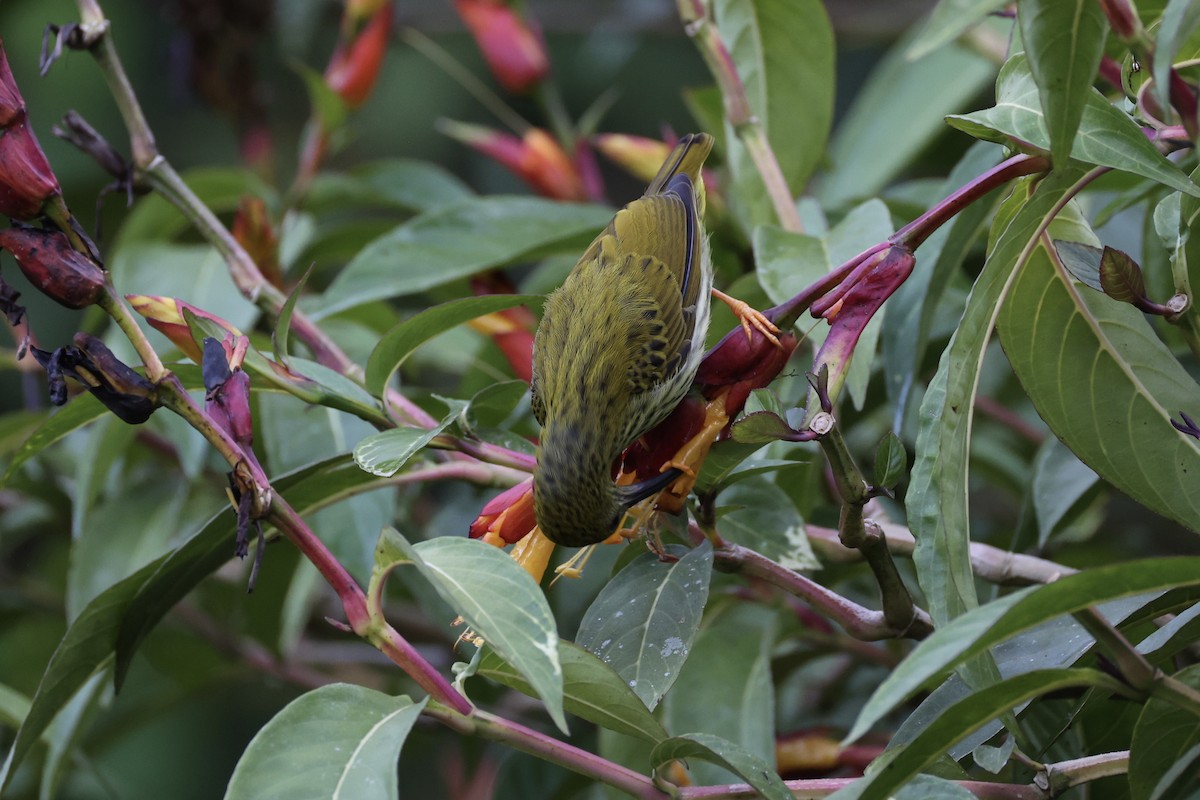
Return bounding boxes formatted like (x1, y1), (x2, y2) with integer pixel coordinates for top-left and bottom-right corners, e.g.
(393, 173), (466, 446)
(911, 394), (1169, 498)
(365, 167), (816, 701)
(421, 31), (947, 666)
(0, 40), (61, 220)
(442, 121), (586, 200)
(325, 2), (394, 110)
(469, 477), (537, 545)
(127, 294), (242, 364)
(696, 326), (799, 421)
(812, 244), (915, 401)
(0, 226), (104, 309)
(469, 274), (536, 382)
(454, 0), (549, 94)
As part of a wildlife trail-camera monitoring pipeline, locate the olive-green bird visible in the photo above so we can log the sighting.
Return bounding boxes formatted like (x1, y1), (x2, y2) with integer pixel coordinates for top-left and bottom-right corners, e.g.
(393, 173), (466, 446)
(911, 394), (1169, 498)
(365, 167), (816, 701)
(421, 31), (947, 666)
(530, 132), (720, 547)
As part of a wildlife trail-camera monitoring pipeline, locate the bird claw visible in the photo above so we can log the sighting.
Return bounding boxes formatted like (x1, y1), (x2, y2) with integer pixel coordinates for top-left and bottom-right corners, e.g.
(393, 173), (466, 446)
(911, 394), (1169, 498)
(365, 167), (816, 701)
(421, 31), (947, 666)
(712, 289), (783, 348)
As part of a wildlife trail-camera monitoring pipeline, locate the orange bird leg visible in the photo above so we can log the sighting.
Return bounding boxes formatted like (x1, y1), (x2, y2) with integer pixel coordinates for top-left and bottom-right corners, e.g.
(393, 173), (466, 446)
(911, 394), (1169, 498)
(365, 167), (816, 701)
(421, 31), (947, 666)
(711, 288), (783, 348)
(655, 394), (732, 514)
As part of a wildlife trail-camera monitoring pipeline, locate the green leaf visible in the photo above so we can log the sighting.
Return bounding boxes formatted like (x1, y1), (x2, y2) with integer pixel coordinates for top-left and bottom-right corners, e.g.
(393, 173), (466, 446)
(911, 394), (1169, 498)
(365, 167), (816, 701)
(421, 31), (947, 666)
(365, 295), (539, 396)
(575, 543), (713, 710)
(838, 669), (1127, 800)
(0, 453), (393, 790)
(375, 530), (565, 732)
(908, 0), (1010, 59)
(1139, 601), (1200, 660)
(1017, 0), (1108, 165)
(718, 481), (818, 571)
(349, 159), (473, 213)
(997, 222), (1200, 533)
(478, 641), (669, 744)
(353, 399), (467, 477)
(650, 732), (791, 800)
(873, 432), (907, 490)
(948, 54), (1200, 197)
(661, 604), (777, 786)
(1098, 245), (1148, 303)
(1130, 664), (1200, 799)
(713, 0), (834, 228)
(730, 411), (799, 444)
(317, 198), (611, 317)
(882, 142), (1003, 426)
(1154, 0), (1200, 114)
(272, 266), (312, 367)
(462, 380), (529, 431)
(819, 25), (996, 208)
(844, 556), (1200, 745)
(224, 685), (425, 800)
(1, 396), (106, 486)
(1031, 438), (1099, 546)
(294, 60), (348, 134)
(1149, 742), (1200, 800)
(908, 167), (1089, 628)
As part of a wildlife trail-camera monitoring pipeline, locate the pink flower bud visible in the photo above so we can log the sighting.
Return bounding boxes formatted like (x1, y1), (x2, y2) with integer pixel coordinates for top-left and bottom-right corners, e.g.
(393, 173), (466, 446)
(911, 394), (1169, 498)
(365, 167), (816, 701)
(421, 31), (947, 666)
(127, 294), (242, 364)
(442, 121), (586, 200)
(325, 3), (394, 109)
(454, 0), (549, 94)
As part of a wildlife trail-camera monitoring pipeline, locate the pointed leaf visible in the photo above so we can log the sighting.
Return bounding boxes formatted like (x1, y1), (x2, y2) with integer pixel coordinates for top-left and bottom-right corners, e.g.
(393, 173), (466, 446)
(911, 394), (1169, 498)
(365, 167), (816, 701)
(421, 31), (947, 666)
(478, 641), (668, 744)
(947, 55), (1200, 198)
(730, 411), (799, 444)
(576, 543), (713, 710)
(840, 669), (1127, 800)
(224, 685), (425, 800)
(272, 266), (312, 367)
(998, 227), (1200, 533)
(317, 198), (610, 317)
(1097, 245), (1148, 303)
(1, 396), (106, 486)
(650, 732), (791, 800)
(353, 399), (467, 477)
(365, 295), (539, 396)
(873, 432), (907, 490)
(1017, 0), (1108, 165)
(844, 556), (1200, 745)
(376, 530), (565, 732)
(1130, 664), (1200, 800)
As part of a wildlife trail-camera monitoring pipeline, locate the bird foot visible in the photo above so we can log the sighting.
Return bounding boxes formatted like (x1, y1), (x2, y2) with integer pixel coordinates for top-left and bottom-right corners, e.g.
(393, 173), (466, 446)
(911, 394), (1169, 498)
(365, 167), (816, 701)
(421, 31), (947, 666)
(654, 398), (731, 513)
(712, 288), (783, 348)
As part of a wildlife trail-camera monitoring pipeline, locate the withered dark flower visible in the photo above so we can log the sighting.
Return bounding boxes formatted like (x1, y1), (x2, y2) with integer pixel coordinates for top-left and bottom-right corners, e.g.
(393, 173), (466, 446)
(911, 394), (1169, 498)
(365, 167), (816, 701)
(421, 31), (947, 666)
(0, 224), (105, 309)
(31, 333), (157, 423)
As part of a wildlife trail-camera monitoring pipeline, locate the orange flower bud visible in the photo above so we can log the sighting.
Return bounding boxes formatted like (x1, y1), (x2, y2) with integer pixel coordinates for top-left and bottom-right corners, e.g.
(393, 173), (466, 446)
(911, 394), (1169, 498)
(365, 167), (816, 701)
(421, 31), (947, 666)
(469, 478), (537, 545)
(454, 0), (549, 94)
(0, 41), (61, 220)
(127, 294), (242, 364)
(0, 226), (104, 309)
(442, 121), (586, 201)
(231, 196), (283, 289)
(593, 134), (673, 184)
(325, 2), (394, 109)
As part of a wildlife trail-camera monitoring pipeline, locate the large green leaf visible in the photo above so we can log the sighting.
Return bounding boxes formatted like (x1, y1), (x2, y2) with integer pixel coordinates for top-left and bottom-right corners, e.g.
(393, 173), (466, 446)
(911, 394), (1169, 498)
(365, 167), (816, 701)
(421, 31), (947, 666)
(843, 556), (1200, 745)
(661, 603), (776, 786)
(833, 669), (1128, 800)
(224, 685), (426, 800)
(907, 0), (1011, 59)
(650, 733), (791, 800)
(1017, 0), (1108, 165)
(316, 197), (610, 317)
(712, 0), (834, 228)
(0, 454), (393, 790)
(818, 24), (996, 209)
(717, 481), (817, 571)
(997, 229), (1200, 533)
(375, 530), (565, 732)
(364, 295), (539, 396)
(1130, 664), (1200, 800)
(575, 543), (713, 711)
(948, 54), (1200, 198)
(908, 167), (1089, 628)
(478, 641), (668, 744)
(2, 396), (106, 486)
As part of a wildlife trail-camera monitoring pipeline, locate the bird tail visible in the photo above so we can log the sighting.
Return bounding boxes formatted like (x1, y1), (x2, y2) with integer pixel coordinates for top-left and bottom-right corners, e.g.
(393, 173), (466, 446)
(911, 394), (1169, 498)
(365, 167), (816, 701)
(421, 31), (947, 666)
(644, 133), (714, 199)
